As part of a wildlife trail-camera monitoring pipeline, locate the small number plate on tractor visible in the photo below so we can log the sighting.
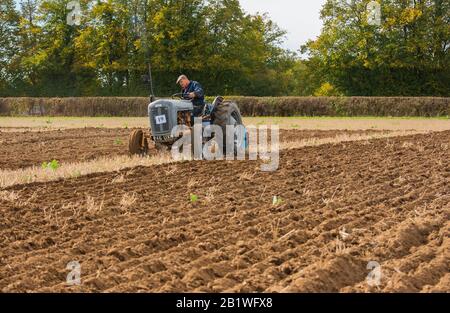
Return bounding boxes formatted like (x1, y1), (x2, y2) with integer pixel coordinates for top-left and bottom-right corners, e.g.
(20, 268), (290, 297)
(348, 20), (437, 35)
(155, 115), (167, 125)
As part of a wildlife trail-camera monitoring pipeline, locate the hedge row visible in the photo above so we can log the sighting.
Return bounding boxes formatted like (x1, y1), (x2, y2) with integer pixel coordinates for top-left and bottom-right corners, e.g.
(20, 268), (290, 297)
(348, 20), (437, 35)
(0, 97), (149, 117)
(0, 97), (448, 117)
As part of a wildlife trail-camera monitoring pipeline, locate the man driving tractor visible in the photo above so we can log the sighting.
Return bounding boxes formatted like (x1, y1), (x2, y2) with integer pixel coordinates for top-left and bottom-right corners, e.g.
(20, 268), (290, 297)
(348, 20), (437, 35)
(128, 74), (246, 156)
(176, 74), (205, 117)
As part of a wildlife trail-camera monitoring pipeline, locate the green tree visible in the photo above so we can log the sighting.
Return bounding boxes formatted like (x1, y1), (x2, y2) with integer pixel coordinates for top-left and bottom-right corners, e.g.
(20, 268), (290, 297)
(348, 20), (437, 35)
(203, 2), (295, 95)
(6, 0), (298, 96)
(145, 0), (210, 94)
(33, 0), (84, 95)
(75, 0), (131, 94)
(14, 0), (42, 95)
(304, 0), (450, 96)
(0, 0), (20, 94)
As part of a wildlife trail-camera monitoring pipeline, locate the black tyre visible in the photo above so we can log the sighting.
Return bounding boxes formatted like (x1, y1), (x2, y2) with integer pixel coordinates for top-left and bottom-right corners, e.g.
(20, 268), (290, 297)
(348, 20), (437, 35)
(213, 101), (245, 154)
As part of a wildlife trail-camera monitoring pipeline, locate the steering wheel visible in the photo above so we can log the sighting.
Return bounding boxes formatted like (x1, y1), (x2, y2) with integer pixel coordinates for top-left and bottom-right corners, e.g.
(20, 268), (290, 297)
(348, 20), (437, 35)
(171, 93), (191, 100)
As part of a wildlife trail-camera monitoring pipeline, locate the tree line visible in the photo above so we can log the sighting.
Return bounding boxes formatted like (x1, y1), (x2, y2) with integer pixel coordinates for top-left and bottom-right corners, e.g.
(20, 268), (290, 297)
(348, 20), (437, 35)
(0, 0), (448, 97)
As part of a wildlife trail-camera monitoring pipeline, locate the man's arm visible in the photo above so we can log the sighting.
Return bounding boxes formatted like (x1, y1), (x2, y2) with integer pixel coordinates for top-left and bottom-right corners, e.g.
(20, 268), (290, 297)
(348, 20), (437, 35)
(190, 81), (204, 98)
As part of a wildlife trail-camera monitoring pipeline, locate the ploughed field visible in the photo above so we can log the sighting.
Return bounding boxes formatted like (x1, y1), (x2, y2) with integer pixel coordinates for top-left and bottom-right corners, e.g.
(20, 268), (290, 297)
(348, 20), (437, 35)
(0, 127), (448, 292)
(0, 128), (387, 170)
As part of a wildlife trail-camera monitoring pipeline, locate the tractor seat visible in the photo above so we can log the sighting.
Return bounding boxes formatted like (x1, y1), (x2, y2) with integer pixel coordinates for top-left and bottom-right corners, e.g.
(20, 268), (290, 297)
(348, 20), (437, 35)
(202, 96), (224, 116)
(212, 96), (224, 107)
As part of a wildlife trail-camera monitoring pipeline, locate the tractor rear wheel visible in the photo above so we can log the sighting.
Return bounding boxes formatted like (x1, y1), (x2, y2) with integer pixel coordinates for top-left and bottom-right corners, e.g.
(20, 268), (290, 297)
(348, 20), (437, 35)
(213, 101), (246, 154)
(128, 129), (148, 156)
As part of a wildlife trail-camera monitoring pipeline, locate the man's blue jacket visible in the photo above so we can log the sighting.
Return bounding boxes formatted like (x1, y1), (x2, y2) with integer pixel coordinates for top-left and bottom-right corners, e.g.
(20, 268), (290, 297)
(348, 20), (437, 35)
(182, 80), (205, 108)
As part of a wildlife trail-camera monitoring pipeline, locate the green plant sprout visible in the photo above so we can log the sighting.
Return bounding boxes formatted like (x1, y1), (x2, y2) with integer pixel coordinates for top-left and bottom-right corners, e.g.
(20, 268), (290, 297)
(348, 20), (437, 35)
(41, 160), (60, 171)
(190, 194), (198, 203)
(272, 196), (283, 206)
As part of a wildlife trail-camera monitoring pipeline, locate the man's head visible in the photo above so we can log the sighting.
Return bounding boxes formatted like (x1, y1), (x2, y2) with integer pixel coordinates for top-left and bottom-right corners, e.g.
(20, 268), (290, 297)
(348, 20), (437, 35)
(176, 75), (190, 89)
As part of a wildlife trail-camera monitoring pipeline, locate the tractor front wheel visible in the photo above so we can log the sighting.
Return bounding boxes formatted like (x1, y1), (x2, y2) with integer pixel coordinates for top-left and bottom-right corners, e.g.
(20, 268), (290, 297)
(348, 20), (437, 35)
(128, 129), (149, 156)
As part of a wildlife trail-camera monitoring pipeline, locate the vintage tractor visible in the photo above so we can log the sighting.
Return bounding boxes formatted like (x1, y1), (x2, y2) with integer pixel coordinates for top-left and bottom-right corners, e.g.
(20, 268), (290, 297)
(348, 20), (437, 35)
(128, 94), (246, 156)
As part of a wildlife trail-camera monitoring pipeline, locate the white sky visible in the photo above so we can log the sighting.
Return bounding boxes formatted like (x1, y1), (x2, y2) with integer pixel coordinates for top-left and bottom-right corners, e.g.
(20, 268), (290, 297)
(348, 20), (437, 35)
(239, 0), (326, 52)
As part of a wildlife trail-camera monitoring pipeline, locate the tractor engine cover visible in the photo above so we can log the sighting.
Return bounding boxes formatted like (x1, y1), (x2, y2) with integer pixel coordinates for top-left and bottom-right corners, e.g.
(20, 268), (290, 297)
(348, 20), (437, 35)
(148, 99), (193, 143)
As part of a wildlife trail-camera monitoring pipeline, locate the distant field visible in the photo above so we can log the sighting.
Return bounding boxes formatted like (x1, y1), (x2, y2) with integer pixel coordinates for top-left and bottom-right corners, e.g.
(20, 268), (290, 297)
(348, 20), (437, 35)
(0, 116), (448, 132)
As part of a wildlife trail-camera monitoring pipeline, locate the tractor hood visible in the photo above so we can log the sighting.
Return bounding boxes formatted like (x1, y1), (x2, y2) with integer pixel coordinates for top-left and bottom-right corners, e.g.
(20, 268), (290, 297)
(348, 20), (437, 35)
(148, 99), (193, 137)
(149, 99), (193, 111)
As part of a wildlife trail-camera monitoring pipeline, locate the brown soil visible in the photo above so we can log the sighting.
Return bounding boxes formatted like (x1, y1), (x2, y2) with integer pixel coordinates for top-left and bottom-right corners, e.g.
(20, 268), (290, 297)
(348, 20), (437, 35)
(0, 128), (388, 170)
(0, 130), (448, 292)
(0, 128), (131, 170)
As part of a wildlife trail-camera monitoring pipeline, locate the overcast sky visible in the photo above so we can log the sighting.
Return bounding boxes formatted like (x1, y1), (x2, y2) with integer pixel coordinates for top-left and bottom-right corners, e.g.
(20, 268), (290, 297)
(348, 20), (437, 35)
(239, 0), (326, 52)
